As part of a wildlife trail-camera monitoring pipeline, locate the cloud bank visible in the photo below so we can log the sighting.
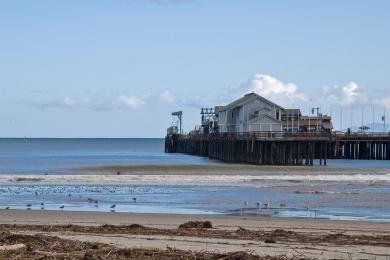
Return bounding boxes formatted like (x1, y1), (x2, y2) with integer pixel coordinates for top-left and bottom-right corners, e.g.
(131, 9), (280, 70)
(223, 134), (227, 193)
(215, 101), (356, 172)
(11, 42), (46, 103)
(23, 74), (390, 112)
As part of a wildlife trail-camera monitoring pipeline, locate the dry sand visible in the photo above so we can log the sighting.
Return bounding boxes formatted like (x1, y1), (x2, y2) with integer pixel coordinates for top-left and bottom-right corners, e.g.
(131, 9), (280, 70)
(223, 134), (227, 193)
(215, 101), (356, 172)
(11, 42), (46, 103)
(1, 210), (390, 259)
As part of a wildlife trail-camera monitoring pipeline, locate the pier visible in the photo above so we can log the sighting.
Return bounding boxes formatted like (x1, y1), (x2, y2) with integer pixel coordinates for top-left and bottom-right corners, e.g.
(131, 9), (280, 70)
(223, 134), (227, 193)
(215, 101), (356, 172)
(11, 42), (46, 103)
(165, 132), (331, 166)
(332, 132), (390, 160)
(165, 93), (390, 165)
(165, 131), (390, 165)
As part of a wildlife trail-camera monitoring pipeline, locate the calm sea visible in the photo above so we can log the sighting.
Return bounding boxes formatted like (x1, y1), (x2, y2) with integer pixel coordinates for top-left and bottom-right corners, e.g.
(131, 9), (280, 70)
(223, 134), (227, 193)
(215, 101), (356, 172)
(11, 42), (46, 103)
(0, 138), (215, 175)
(0, 138), (389, 222)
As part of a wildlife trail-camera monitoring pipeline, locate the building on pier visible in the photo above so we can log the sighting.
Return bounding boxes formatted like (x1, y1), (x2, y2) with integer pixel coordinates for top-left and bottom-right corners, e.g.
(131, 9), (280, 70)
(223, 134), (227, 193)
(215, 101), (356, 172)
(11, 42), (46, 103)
(214, 93), (332, 134)
(216, 93), (284, 133)
(281, 109), (333, 133)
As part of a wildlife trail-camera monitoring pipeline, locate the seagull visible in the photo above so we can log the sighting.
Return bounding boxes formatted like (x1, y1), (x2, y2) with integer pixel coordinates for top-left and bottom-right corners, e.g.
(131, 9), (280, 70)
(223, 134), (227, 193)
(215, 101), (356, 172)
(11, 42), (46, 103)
(5, 206), (10, 210)
(40, 202), (44, 206)
(26, 203), (32, 208)
(110, 204), (116, 209)
(256, 202), (261, 208)
(59, 205), (65, 210)
(132, 197), (137, 202)
(263, 203), (269, 209)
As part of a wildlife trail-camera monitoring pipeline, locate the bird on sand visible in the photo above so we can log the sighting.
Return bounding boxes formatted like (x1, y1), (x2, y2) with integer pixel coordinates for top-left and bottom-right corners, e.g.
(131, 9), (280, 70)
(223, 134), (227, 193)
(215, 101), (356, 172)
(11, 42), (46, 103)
(110, 204), (116, 209)
(59, 205), (65, 210)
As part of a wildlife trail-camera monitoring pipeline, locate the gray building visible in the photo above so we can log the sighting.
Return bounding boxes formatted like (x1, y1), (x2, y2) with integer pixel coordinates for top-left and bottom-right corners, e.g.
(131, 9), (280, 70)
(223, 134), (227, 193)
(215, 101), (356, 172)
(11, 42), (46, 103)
(217, 93), (284, 133)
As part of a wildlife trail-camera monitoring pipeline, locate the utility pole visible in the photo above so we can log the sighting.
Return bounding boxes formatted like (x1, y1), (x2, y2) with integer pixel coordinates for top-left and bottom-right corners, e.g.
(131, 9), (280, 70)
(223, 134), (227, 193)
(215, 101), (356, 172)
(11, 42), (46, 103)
(350, 106), (353, 132)
(383, 106), (386, 132)
(312, 107), (320, 131)
(340, 106), (343, 131)
(308, 106), (311, 133)
(372, 104), (375, 132)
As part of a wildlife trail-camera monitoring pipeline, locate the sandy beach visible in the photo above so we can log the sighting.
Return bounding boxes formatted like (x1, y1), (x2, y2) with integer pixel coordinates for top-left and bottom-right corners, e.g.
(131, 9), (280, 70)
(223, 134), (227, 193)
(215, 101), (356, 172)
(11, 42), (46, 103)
(0, 210), (389, 259)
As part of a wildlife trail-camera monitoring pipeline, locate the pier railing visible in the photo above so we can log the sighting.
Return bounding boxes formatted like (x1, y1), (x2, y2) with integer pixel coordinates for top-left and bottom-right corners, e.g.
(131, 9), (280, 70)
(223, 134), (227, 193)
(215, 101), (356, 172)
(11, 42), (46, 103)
(178, 131), (332, 141)
(334, 132), (390, 141)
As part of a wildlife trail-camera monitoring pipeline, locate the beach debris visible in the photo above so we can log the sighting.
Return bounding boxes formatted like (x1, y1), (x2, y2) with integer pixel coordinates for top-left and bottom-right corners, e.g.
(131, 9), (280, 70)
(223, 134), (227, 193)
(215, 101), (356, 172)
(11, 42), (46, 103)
(0, 243), (27, 253)
(279, 203), (287, 207)
(0, 231), (266, 259)
(179, 221), (213, 229)
(264, 238), (276, 243)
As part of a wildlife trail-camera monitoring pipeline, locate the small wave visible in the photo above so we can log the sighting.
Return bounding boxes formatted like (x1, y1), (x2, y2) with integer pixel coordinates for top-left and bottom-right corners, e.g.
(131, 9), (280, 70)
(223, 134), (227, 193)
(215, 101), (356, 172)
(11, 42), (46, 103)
(11, 177), (44, 182)
(0, 173), (389, 186)
(294, 190), (364, 195)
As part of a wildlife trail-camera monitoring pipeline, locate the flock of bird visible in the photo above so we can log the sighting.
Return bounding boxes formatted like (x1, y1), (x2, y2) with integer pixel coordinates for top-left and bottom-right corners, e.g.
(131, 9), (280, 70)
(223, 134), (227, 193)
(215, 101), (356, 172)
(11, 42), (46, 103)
(3, 195), (139, 212)
(2, 199), (310, 212)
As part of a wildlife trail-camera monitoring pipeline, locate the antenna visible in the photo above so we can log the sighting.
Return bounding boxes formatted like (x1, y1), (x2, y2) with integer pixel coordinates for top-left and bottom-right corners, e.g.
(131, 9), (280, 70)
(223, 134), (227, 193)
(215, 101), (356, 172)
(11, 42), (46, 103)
(172, 111), (183, 135)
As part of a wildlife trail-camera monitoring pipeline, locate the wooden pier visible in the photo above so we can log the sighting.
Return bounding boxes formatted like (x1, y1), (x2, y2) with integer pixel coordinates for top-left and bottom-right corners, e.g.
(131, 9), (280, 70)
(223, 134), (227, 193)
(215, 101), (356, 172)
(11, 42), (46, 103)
(332, 132), (390, 160)
(165, 131), (390, 165)
(165, 132), (331, 166)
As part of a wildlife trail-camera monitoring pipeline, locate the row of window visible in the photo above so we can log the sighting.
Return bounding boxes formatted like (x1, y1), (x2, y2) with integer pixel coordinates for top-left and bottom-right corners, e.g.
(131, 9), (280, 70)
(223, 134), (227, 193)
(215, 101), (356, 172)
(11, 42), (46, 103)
(281, 115), (300, 120)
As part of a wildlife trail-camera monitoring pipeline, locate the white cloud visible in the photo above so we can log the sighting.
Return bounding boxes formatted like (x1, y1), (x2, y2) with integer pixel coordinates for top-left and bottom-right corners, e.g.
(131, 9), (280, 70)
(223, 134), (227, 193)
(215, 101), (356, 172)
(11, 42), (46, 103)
(236, 74), (308, 105)
(159, 90), (176, 103)
(321, 82), (362, 106)
(375, 96), (390, 109)
(26, 95), (146, 110)
(63, 97), (91, 108)
(115, 95), (146, 109)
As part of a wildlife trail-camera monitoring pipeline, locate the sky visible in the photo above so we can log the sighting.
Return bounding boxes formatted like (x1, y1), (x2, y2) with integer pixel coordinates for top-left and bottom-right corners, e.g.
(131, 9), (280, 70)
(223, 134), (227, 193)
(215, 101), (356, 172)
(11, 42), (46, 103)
(0, 0), (389, 137)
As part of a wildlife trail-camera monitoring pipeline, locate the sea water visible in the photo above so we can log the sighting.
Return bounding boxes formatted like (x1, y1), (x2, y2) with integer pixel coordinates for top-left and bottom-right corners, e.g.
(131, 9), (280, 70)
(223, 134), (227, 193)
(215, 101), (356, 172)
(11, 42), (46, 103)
(0, 138), (389, 222)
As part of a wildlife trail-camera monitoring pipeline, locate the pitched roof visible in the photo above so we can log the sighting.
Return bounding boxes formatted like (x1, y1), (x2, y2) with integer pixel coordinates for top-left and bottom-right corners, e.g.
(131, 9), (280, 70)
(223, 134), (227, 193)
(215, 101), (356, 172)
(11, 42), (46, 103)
(220, 93), (284, 111)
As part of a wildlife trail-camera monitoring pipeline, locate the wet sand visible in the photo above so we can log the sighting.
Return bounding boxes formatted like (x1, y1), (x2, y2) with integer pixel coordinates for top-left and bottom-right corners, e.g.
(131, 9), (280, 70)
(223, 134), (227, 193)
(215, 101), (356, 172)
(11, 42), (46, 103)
(1, 210), (390, 259)
(66, 163), (390, 175)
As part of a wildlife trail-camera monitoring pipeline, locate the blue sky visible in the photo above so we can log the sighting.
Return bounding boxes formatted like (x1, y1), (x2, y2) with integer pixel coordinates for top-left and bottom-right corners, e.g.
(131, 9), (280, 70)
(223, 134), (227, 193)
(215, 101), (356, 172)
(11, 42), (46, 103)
(0, 0), (389, 137)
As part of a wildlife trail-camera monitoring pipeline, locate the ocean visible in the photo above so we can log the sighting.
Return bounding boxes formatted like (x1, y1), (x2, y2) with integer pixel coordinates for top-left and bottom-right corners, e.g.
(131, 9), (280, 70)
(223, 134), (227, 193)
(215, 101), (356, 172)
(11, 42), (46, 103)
(0, 138), (389, 222)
